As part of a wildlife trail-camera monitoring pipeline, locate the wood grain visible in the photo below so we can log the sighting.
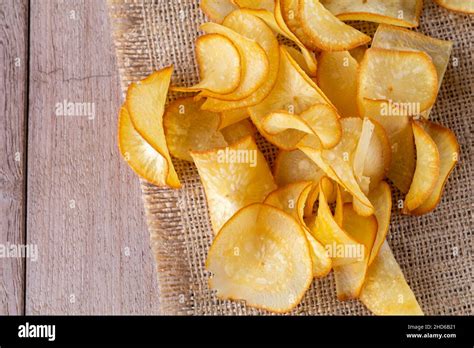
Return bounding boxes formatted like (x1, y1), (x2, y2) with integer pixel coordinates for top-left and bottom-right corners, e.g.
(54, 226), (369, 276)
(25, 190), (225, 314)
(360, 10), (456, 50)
(26, 0), (160, 314)
(0, 0), (28, 315)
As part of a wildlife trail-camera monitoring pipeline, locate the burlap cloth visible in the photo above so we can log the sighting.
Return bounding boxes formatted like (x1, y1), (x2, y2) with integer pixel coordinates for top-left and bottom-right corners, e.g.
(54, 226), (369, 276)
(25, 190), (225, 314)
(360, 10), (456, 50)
(107, 0), (472, 315)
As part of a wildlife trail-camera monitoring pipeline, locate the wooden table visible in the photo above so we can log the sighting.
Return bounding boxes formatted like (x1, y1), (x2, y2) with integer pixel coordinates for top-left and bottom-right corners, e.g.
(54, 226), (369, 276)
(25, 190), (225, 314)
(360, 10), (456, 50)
(0, 0), (160, 314)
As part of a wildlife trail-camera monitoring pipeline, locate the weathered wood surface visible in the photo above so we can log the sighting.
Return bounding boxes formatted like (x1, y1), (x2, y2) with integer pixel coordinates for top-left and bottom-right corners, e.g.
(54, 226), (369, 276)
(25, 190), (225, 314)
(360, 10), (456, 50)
(22, 0), (159, 314)
(0, 0), (28, 315)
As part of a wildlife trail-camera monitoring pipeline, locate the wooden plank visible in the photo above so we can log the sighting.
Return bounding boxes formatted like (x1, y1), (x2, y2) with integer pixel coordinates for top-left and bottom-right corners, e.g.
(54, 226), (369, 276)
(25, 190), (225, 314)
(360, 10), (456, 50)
(0, 0), (28, 315)
(26, 0), (160, 314)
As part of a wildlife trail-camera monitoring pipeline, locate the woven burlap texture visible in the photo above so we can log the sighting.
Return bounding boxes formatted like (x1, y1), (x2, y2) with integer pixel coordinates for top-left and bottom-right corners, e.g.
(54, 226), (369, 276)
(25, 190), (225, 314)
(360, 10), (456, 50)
(107, 0), (473, 315)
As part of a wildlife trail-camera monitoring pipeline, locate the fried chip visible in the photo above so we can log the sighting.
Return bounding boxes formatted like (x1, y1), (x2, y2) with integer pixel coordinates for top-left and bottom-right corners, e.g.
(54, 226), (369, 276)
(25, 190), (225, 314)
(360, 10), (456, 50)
(207, 203), (313, 313)
(411, 121), (459, 215)
(334, 203), (377, 300)
(163, 97), (227, 162)
(434, 0), (474, 14)
(200, 0), (238, 23)
(201, 10), (279, 111)
(199, 22), (269, 101)
(403, 121), (440, 213)
(171, 34), (241, 94)
(299, 0), (371, 51)
(233, 0), (275, 12)
(191, 136), (276, 234)
(360, 242), (424, 315)
(321, 0), (423, 28)
(273, 149), (324, 187)
(316, 51), (360, 118)
(219, 119), (255, 144)
(125, 67), (180, 187)
(280, 0), (319, 50)
(284, 45), (317, 77)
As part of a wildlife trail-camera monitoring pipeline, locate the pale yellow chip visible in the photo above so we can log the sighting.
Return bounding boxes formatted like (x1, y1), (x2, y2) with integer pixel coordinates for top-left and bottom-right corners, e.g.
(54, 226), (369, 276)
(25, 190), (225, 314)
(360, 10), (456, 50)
(163, 97), (227, 162)
(125, 67), (180, 188)
(321, 0), (423, 28)
(299, 0), (371, 51)
(249, 46), (336, 150)
(360, 242), (424, 315)
(308, 182), (361, 266)
(334, 203), (377, 300)
(171, 34), (241, 94)
(358, 48), (439, 113)
(410, 121), (459, 215)
(118, 106), (176, 187)
(199, 22), (269, 101)
(372, 24), (453, 119)
(219, 119), (255, 145)
(191, 136), (276, 234)
(403, 121), (440, 213)
(316, 51), (359, 118)
(200, 0), (238, 23)
(280, 0), (319, 50)
(207, 203), (313, 313)
(233, 0), (275, 12)
(361, 99), (415, 193)
(219, 107), (249, 129)
(284, 45), (317, 77)
(273, 149), (324, 187)
(434, 0), (474, 14)
(367, 181), (392, 265)
(201, 10), (279, 111)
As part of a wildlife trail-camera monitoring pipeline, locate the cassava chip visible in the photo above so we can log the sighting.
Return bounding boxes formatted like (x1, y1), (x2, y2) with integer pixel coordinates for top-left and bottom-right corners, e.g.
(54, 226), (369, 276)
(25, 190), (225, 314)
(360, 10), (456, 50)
(125, 67), (180, 187)
(118, 106), (178, 188)
(284, 45), (317, 77)
(201, 10), (279, 111)
(219, 107), (249, 129)
(249, 46), (336, 150)
(372, 24), (453, 119)
(358, 48), (438, 113)
(199, 22), (269, 101)
(367, 181), (392, 265)
(316, 51), (360, 118)
(191, 136), (276, 234)
(299, 0), (371, 51)
(334, 203), (377, 300)
(171, 34), (241, 94)
(219, 119), (255, 144)
(273, 149), (324, 187)
(411, 121), (459, 215)
(200, 0), (237, 23)
(403, 121), (440, 213)
(207, 203), (313, 313)
(321, 0), (423, 28)
(280, 0), (319, 50)
(434, 0), (474, 14)
(360, 242), (424, 315)
(233, 0), (275, 12)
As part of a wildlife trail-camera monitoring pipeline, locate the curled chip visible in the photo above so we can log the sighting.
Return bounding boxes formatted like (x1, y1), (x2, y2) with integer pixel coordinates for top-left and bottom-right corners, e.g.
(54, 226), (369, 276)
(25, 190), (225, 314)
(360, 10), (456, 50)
(371, 24), (453, 119)
(207, 203), (313, 313)
(434, 0), (474, 14)
(281, 0), (319, 50)
(367, 181), (392, 265)
(199, 22), (269, 101)
(334, 203), (377, 300)
(233, 0), (275, 12)
(411, 121), (460, 215)
(118, 107), (177, 187)
(219, 107), (249, 129)
(201, 10), (279, 111)
(249, 46), (336, 150)
(360, 242), (423, 315)
(219, 119), (255, 145)
(298, 0), (371, 51)
(403, 121), (440, 213)
(200, 0), (237, 23)
(357, 48), (438, 113)
(321, 0), (423, 28)
(171, 34), (241, 94)
(125, 66), (180, 188)
(273, 149), (324, 187)
(163, 97), (227, 162)
(284, 45), (317, 77)
(191, 136), (276, 234)
(316, 51), (359, 118)
(262, 103), (341, 149)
